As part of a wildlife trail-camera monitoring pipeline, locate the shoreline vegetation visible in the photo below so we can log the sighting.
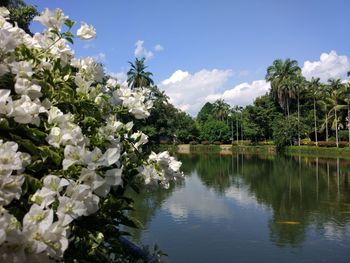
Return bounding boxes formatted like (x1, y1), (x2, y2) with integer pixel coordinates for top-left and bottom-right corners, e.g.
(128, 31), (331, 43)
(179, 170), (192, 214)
(160, 144), (350, 159)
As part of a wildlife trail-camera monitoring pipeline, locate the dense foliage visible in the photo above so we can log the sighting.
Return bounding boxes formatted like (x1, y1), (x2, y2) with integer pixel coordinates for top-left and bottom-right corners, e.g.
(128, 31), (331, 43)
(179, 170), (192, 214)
(0, 7), (184, 262)
(194, 59), (350, 149)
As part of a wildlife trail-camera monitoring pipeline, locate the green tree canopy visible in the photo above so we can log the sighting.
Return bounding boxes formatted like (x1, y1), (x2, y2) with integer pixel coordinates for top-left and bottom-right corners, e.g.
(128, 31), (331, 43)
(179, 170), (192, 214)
(127, 57), (154, 88)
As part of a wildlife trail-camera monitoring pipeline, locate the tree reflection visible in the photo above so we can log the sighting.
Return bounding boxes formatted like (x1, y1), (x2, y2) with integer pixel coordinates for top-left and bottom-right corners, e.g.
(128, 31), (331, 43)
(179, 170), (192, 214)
(126, 153), (350, 248)
(193, 153), (350, 247)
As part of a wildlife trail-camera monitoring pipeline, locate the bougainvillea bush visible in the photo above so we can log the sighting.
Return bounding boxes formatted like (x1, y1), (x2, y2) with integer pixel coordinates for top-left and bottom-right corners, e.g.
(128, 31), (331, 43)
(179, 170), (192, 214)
(0, 7), (183, 262)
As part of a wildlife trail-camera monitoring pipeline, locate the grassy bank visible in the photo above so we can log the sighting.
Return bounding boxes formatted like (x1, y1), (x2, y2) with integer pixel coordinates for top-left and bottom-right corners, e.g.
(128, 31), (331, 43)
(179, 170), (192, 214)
(231, 145), (276, 154)
(158, 144), (350, 158)
(189, 144), (221, 153)
(286, 145), (350, 158)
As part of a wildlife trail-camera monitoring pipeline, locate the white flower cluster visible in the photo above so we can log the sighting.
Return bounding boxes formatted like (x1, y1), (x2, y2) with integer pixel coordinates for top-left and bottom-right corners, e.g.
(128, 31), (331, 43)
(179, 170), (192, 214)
(138, 151), (184, 189)
(0, 140), (29, 206)
(112, 86), (153, 119)
(0, 7), (182, 261)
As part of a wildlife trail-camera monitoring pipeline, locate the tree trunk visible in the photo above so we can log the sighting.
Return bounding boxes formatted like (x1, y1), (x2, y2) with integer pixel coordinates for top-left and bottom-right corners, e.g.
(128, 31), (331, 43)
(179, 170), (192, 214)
(297, 93), (300, 146)
(236, 117), (239, 145)
(335, 109), (339, 148)
(231, 120), (233, 145)
(241, 112), (243, 145)
(325, 108), (328, 142)
(348, 102), (350, 147)
(314, 98), (318, 146)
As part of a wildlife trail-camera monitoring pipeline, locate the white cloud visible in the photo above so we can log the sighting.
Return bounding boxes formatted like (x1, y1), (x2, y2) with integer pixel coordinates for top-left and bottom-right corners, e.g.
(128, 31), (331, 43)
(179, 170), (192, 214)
(134, 40), (153, 60)
(159, 69), (233, 116)
(161, 69), (189, 85)
(154, 44), (164, 52)
(302, 50), (350, 82)
(162, 174), (231, 220)
(205, 80), (270, 107)
(159, 50), (349, 116)
(160, 69), (269, 116)
(109, 71), (127, 85)
(92, 52), (106, 62)
(82, 43), (95, 49)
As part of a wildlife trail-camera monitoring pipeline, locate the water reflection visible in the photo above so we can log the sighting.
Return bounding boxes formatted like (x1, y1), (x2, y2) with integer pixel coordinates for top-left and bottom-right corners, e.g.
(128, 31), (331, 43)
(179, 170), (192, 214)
(126, 154), (350, 262)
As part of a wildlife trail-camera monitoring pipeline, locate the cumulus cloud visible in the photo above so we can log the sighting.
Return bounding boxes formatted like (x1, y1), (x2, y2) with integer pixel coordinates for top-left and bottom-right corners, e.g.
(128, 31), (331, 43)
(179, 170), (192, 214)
(154, 44), (164, 52)
(160, 69), (269, 116)
(134, 40), (154, 60)
(302, 50), (350, 82)
(109, 71), (127, 85)
(159, 50), (349, 116)
(205, 80), (270, 107)
(159, 69), (233, 116)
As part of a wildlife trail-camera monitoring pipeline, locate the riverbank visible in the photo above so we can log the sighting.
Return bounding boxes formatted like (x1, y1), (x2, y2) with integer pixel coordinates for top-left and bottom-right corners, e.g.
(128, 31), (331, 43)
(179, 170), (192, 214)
(160, 144), (350, 158)
(286, 145), (350, 159)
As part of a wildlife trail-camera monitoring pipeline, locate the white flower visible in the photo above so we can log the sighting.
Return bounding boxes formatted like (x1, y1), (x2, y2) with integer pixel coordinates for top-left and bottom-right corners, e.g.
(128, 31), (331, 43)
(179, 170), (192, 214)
(77, 22), (96, 40)
(79, 168), (105, 192)
(57, 196), (86, 225)
(74, 74), (93, 94)
(0, 28), (20, 53)
(0, 89), (13, 115)
(47, 106), (73, 125)
(34, 8), (68, 29)
(0, 206), (20, 246)
(71, 57), (104, 82)
(22, 205), (54, 253)
(0, 174), (25, 206)
(131, 131), (148, 149)
(0, 140), (24, 175)
(106, 78), (118, 89)
(0, 7), (10, 18)
(10, 95), (47, 126)
(14, 78), (42, 99)
(31, 175), (69, 208)
(66, 184), (99, 216)
(114, 87), (153, 119)
(62, 145), (88, 170)
(10, 61), (34, 78)
(46, 123), (85, 148)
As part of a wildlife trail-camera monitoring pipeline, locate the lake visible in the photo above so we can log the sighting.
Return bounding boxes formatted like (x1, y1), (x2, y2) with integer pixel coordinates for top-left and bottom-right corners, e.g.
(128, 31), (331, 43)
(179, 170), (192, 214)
(126, 153), (350, 262)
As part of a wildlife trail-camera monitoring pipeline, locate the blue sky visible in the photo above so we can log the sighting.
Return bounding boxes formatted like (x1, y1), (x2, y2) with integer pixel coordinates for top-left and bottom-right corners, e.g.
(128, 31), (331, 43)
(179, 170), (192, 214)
(27, 0), (350, 115)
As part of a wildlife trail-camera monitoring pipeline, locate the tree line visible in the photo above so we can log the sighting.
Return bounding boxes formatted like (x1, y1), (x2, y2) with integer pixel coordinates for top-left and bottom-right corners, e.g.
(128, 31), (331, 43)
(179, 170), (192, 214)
(128, 57), (350, 150)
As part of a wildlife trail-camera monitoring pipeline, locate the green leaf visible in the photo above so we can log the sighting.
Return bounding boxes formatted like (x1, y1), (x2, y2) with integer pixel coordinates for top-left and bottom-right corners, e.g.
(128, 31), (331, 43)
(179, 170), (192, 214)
(27, 159), (44, 173)
(24, 174), (42, 193)
(39, 146), (62, 165)
(9, 133), (38, 155)
(64, 19), (75, 29)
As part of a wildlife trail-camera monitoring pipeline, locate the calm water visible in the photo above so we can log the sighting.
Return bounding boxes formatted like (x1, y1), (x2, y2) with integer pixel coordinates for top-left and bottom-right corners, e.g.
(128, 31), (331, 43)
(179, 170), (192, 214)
(126, 154), (350, 262)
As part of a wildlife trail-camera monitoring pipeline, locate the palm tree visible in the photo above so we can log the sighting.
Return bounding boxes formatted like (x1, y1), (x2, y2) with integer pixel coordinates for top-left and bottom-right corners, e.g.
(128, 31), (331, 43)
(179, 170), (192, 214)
(319, 84), (332, 142)
(212, 99), (230, 122)
(309, 77), (321, 146)
(289, 75), (305, 146)
(339, 81), (350, 146)
(328, 78), (344, 147)
(265, 58), (301, 115)
(127, 57), (154, 88)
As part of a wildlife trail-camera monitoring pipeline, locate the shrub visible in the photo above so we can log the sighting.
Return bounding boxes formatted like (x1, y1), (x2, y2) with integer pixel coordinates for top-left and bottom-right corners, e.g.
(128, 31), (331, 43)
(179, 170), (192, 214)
(317, 141), (349, 147)
(338, 130), (349, 141)
(0, 8), (183, 262)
